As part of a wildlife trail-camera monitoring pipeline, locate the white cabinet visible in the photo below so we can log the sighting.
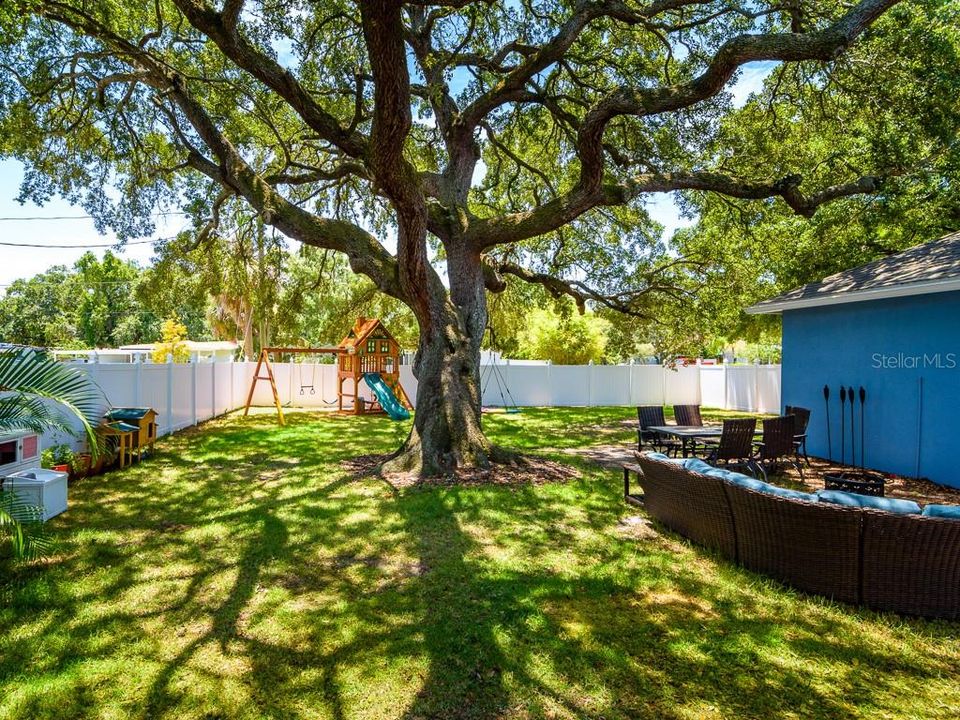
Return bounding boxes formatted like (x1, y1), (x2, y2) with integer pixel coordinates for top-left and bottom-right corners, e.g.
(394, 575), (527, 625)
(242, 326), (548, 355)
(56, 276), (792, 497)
(0, 430), (41, 476)
(3, 468), (68, 521)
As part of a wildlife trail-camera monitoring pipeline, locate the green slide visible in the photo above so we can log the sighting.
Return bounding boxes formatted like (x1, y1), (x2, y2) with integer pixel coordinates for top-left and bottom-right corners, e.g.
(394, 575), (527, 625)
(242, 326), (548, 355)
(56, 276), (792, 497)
(363, 373), (411, 421)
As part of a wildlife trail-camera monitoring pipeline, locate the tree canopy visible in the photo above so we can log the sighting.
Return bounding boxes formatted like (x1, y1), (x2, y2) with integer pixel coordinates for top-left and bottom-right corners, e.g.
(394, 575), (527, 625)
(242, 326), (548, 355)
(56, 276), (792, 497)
(1, 0), (955, 472)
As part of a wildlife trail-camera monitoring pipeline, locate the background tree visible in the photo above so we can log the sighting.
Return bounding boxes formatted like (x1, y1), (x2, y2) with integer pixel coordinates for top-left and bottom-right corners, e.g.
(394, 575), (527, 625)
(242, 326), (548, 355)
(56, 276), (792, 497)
(515, 303), (611, 364)
(151, 316), (191, 363)
(0, 0), (954, 473)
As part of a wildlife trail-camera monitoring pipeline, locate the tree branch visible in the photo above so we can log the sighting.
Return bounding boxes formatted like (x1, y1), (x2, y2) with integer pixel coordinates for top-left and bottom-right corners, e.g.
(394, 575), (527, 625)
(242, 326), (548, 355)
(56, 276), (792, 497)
(484, 258), (690, 318)
(169, 0), (369, 158)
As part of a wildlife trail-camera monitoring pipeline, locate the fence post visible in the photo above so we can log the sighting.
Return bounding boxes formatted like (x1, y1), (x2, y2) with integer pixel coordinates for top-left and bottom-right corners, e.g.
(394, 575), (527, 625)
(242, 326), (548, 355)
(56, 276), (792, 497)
(723, 364), (729, 411)
(546, 360), (552, 406)
(660, 364), (666, 407)
(166, 355), (174, 435)
(135, 355), (142, 407)
(754, 365), (760, 414)
(587, 360), (594, 407)
(211, 362), (216, 419)
(191, 360), (198, 426)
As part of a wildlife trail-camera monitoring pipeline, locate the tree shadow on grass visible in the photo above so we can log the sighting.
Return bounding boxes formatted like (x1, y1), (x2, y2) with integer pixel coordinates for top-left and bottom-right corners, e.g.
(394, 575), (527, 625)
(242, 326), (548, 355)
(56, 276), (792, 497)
(142, 510), (288, 718)
(4, 411), (960, 720)
(375, 480), (960, 719)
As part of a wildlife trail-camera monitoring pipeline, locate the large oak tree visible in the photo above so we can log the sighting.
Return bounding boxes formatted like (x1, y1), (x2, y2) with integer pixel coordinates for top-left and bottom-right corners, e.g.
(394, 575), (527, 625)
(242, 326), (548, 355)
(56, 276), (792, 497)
(0, 0), (936, 473)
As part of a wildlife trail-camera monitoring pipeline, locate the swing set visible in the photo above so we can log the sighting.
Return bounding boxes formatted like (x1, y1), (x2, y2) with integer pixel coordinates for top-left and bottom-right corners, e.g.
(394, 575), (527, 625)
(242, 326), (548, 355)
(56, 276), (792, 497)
(480, 325), (520, 414)
(243, 346), (341, 425)
(243, 317), (412, 425)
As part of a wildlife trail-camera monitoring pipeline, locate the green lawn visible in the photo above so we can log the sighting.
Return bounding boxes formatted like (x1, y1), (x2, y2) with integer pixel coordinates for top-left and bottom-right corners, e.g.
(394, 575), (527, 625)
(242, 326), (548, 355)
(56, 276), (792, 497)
(2, 408), (959, 719)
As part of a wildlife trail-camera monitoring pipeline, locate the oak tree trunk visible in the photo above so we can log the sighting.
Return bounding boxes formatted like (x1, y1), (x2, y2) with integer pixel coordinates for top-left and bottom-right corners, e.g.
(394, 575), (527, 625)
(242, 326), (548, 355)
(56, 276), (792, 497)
(385, 245), (504, 476)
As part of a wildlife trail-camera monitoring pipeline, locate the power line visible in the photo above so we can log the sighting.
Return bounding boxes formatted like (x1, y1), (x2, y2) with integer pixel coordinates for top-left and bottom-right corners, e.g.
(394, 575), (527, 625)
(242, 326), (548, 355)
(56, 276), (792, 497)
(0, 280), (139, 287)
(0, 239), (160, 249)
(0, 211), (189, 221)
(0, 232), (186, 249)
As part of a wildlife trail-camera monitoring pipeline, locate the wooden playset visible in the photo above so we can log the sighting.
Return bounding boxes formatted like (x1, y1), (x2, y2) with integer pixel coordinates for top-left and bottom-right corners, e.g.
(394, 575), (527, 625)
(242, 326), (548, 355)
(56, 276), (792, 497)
(243, 317), (411, 425)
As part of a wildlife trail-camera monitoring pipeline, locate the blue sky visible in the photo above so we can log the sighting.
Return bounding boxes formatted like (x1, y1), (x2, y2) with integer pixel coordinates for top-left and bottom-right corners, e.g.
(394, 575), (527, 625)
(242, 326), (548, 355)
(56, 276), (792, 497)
(0, 62), (775, 290)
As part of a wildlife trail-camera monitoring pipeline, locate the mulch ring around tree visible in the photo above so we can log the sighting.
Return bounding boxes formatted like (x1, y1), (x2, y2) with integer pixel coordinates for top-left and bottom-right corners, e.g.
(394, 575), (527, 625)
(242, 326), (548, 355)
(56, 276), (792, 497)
(340, 453), (580, 489)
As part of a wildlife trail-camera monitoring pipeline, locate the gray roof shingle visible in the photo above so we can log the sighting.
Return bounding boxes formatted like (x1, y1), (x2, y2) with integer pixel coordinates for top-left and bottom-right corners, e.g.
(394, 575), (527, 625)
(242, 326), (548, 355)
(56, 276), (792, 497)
(747, 230), (960, 314)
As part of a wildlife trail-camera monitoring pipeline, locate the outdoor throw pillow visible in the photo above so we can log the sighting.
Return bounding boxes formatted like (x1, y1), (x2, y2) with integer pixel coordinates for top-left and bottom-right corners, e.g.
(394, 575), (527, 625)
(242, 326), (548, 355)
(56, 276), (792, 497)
(817, 490), (921, 515)
(921, 504), (960, 520)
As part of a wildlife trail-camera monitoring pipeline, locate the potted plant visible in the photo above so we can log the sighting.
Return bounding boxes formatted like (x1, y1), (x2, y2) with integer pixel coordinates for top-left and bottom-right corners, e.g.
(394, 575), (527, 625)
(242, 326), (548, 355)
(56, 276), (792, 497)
(70, 452), (92, 480)
(41, 444), (75, 473)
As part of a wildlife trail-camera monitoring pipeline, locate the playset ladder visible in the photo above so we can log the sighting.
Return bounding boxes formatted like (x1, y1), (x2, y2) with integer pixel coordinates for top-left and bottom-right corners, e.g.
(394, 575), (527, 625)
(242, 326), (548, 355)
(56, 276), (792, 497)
(244, 348), (285, 425)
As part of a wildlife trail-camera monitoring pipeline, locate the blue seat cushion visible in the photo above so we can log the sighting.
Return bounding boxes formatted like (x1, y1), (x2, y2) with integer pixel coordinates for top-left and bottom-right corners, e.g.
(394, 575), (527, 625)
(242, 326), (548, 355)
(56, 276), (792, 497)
(817, 490), (921, 515)
(704, 467), (765, 489)
(758, 484), (819, 503)
(922, 504), (960, 520)
(644, 451), (685, 465)
(682, 458), (716, 474)
(704, 468), (818, 502)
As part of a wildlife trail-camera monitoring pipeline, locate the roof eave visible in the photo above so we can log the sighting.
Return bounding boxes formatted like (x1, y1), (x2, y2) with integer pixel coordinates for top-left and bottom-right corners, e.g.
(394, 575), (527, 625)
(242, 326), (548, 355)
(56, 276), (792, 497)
(746, 277), (960, 315)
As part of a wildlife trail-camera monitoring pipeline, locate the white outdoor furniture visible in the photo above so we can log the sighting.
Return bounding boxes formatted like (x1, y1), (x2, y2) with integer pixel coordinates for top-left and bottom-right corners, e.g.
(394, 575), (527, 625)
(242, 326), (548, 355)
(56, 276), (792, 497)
(2, 468), (68, 521)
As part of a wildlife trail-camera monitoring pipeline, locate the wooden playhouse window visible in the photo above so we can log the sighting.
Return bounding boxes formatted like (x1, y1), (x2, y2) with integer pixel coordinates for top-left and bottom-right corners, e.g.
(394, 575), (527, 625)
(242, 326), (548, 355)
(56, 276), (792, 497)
(367, 339), (376, 353)
(380, 341), (390, 353)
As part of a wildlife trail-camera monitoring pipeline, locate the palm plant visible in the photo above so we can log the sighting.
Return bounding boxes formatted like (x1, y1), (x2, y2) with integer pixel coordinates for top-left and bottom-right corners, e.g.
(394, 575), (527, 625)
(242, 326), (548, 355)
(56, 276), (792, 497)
(0, 345), (107, 562)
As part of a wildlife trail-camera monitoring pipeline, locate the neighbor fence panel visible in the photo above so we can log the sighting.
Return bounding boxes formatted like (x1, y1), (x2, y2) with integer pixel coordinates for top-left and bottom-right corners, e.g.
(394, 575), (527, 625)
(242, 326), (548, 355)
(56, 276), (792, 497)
(629, 365), (666, 406)
(591, 366), (631, 406)
(725, 365), (759, 412)
(140, 365), (170, 434)
(548, 366), (591, 406)
(399, 366), (418, 407)
(214, 363), (233, 416)
(497, 364), (552, 407)
(699, 366), (726, 409)
(756, 366), (782, 414)
(170, 365), (194, 432)
(663, 366), (702, 405)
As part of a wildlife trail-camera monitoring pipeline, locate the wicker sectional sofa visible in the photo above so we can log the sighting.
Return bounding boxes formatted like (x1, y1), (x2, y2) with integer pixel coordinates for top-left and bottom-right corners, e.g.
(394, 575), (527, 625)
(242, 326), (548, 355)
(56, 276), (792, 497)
(630, 452), (960, 619)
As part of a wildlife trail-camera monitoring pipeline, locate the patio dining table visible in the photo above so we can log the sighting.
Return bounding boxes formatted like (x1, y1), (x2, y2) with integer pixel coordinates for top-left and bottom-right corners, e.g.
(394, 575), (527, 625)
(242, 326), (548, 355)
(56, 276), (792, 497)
(647, 425), (724, 458)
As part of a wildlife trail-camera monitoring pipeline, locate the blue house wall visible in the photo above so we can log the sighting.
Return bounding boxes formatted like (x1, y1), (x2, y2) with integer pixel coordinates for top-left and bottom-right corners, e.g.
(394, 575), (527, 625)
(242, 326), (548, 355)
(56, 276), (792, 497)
(782, 291), (960, 488)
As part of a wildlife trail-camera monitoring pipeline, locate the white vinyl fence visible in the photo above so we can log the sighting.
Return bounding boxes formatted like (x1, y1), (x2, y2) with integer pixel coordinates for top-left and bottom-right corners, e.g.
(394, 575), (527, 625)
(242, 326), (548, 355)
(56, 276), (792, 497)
(46, 360), (781, 451)
(240, 361), (781, 412)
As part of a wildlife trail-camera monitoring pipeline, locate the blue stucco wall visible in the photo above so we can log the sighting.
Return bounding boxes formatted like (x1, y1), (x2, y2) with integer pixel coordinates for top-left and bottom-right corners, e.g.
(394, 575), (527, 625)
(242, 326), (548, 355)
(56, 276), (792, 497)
(782, 291), (960, 488)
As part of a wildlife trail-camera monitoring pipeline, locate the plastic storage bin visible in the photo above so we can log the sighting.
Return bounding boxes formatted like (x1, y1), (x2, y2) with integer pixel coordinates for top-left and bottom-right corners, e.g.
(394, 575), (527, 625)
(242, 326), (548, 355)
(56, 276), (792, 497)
(2, 468), (68, 521)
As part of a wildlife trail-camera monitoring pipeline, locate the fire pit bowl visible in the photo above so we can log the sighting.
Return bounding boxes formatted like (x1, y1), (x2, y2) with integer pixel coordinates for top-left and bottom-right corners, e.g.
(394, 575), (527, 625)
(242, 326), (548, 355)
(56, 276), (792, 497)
(823, 471), (886, 497)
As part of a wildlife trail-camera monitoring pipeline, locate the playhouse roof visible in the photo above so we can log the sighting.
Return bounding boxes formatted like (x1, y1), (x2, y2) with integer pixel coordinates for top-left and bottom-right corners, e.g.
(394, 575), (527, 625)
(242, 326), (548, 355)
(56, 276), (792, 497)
(338, 317), (394, 350)
(747, 230), (960, 314)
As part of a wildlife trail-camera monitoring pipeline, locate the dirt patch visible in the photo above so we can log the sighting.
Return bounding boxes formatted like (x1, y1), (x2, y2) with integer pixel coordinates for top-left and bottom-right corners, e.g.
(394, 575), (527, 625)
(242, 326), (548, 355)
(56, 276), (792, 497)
(339, 453), (580, 488)
(155, 520), (191, 533)
(616, 515), (660, 540)
(562, 444), (634, 469)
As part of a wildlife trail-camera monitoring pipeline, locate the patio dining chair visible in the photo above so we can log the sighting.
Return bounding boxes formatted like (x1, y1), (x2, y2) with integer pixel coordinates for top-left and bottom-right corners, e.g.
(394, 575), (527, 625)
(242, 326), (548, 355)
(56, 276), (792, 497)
(753, 414), (804, 482)
(673, 404), (703, 427)
(704, 418), (758, 475)
(673, 404), (706, 455)
(785, 405), (811, 467)
(637, 405), (681, 456)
